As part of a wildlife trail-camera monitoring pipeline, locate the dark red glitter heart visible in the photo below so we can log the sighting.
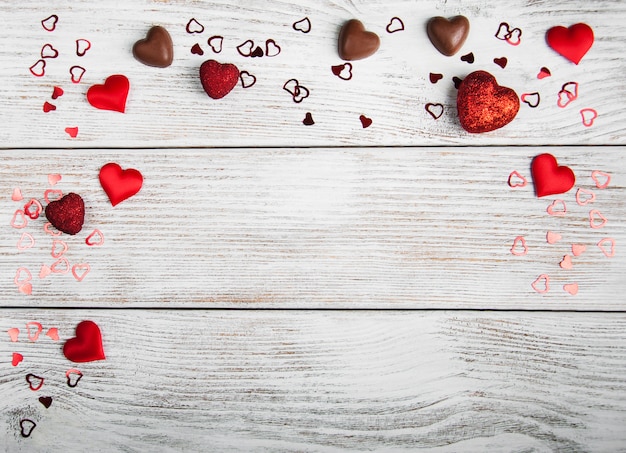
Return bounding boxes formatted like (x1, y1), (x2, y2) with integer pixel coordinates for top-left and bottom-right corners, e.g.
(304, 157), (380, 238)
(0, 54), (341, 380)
(45, 192), (85, 235)
(199, 60), (239, 99)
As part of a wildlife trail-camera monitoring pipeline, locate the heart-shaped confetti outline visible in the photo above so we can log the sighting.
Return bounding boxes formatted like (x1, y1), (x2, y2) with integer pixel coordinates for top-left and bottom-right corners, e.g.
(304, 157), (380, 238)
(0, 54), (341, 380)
(26, 322), (43, 342)
(293, 17), (311, 33)
(580, 108), (598, 127)
(531, 274), (550, 294)
(72, 263), (90, 282)
(76, 38), (91, 57)
(14, 268), (32, 286)
(386, 17), (404, 33)
(51, 257), (70, 274)
(25, 373), (45, 391)
(51, 239), (68, 258)
(547, 199), (567, 217)
(575, 188), (596, 205)
(20, 419), (36, 438)
(11, 209), (28, 229)
(521, 92), (540, 108)
(207, 35), (223, 53)
(70, 65), (86, 84)
(17, 232), (35, 251)
(589, 209), (607, 229)
(597, 238), (615, 258)
(425, 103), (444, 120)
(236, 39), (254, 57)
(510, 236), (528, 256)
(85, 229), (105, 247)
(591, 170), (610, 189)
(239, 71), (256, 88)
(186, 18), (204, 34)
(66, 368), (83, 387)
(41, 43), (59, 59)
(41, 14), (58, 32)
(29, 60), (46, 77)
(265, 39), (281, 57)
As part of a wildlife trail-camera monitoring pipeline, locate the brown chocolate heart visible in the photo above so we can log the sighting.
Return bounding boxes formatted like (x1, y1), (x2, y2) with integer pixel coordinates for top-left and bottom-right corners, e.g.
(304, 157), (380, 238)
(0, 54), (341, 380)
(133, 26), (173, 68)
(338, 19), (380, 61)
(427, 16), (470, 56)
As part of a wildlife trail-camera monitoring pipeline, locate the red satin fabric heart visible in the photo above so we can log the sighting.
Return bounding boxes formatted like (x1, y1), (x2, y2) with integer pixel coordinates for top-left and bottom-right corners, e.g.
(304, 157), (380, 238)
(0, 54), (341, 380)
(45, 192), (85, 235)
(546, 23), (593, 65)
(87, 74), (130, 112)
(63, 320), (105, 363)
(199, 60), (239, 99)
(457, 70), (519, 133)
(99, 162), (143, 206)
(531, 153), (576, 198)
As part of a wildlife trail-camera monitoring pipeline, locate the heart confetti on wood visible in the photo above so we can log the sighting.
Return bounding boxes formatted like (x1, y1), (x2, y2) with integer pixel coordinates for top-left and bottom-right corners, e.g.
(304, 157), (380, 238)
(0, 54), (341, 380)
(546, 23), (593, 64)
(26, 373), (45, 391)
(199, 59), (239, 99)
(338, 19), (380, 61)
(63, 320), (105, 363)
(87, 74), (130, 113)
(133, 26), (174, 68)
(456, 70), (519, 133)
(531, 153), (575, 198)
(427, 16), (470, 56)
(99, 162), (143, 206)
(45, 192), (85, 235)
(359, 115), (372, 128)
(12, 352), (23, 366)
(39, 396), (53, 408)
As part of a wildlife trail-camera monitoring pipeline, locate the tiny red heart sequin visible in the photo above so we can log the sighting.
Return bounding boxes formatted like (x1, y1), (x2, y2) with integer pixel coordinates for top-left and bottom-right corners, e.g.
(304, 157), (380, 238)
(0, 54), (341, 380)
(45, 192), (85, 235)
(531, 153), (575, 198)
(99, 163), (143, 206)
(63, 320), (105, 363)
(87, 74), (130, 113)
(546, 23), (594, 65)
(199, 59), (239, 99)
(456, 70), (519, 133)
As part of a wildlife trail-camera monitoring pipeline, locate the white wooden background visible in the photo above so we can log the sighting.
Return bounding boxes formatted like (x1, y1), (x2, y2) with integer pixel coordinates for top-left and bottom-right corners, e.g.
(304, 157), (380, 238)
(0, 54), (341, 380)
(1, 0), (626, 451)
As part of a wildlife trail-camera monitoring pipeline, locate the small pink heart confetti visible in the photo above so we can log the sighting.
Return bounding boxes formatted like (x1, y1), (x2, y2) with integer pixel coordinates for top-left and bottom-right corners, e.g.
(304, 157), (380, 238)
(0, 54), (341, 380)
(547, 199), (567, 217)
(597, 238), (615, 258)
(589, 209), (607, 229)
(575, 188), (596, 205)
(39, 264), (52, 279)
(510, 236), (528, 256)
(531, 274), (550, 294)
(591, 170), (610, 189)
(12, 352), (23, 366)
(72, 263), (90, 282)
(51, 257), (70, 274)
(45, 327), (60, 341)
(51, 239), (68, 258)
(26, 322), (43, 342)
(48, 174), (62, 186)
(19, 283), (33, 295)
(546, 231), (562, 244)
(508, 171), (527, 188)
(85, 229), (105, 246)
(537, 67), (551, 79)
(17, 232), (35, 251)
(572, 244), (586, 256)
(559, 255), (573, 270)
(12, 188), (24, 202)
(386, 17), (404, 33)
(8, 328), (20, 342)
(580, 108), (598, 127)
(563, 283), (579, 296)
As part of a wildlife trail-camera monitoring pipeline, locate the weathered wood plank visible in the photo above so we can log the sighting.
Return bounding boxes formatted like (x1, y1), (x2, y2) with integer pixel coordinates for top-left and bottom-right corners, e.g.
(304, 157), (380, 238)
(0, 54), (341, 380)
(1, 147), (624, 308)
(1, 310), (625, 451)
(1, 0), (624, 147)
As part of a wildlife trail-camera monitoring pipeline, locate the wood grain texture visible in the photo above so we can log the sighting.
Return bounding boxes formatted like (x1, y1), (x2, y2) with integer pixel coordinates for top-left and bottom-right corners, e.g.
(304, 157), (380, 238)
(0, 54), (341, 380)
(1, 147), (624, 308)
(2, 310), (626, 452)
(0, 0), (624, 147)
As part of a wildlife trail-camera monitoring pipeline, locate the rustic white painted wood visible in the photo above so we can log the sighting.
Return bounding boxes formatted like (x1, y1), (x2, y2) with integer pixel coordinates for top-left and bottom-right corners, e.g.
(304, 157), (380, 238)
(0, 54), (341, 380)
(1, 147), (624, 308)
(2, 311), (626, 452)
(0, 0), (624, 147)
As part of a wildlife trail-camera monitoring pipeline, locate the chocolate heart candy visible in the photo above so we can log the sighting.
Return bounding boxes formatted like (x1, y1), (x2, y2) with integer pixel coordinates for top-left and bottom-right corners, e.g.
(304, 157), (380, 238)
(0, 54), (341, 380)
(133, 26), (174, 68)
(427, 16), (470, 56)
(338, 19), (380, 61)
(456, 70), (519, 133)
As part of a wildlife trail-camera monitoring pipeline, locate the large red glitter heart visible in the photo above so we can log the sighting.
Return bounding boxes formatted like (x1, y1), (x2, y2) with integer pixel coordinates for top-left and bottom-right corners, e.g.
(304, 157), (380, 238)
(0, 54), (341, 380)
(99, 162), (143, 206)
(63, 320), (105, 363)
(86, 74), (130, 112)
(546, 23), (593, 65)
(45, 192), (85, 235)
(199, 60), (239, 99)
(531, 153), (576, 198)
(457, 70), (519, 133)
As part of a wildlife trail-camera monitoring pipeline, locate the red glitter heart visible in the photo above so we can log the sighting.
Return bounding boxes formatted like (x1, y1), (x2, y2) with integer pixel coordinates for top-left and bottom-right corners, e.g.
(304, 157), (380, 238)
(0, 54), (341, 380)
(531, 153), (576, 198)
(546, 23), (593, 65)
(199, 59), (239, 99)
(45, 193), (85, 235)
(63, 320), (105, 363)
(456, 70), (519, 133)
(86, 74), (130, 113)
(99, 162), (143, 206)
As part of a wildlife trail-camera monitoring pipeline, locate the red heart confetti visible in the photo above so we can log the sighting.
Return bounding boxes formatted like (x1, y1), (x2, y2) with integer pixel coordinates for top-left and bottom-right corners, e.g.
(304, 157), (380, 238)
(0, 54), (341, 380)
(41, 14), (58, 32)
(20, 419), (36, 438)
(76, 38), (91, 57)
(546, 23), (593, 65)
(43, 101), (56, 113)
(531, 153), (575, 198)
(52, 86), (64, 99)
(293, 17), (311, 34)
(386, 17), (404, 33)
(359, 115), (373, 128)
(87, 74), (130, 113)
(207, 35), (224, 53)
(39, 396), (53, 408)
(236, 40), (254, 57)
(186, 18), (204, 34)
(12, 352), (23, 366)
(537, 67), (551, 79)
(429, 73), (443, 84)
(63, 320), (105, 363)
(521, 92), (540, 108)
(331, 63), (353, 80)
(66, 368), (83, 387)
(199, 60), (239, 99)
(41, 43), (59, 59)
(45, 192), (85, 235)
(456, 70), (519, 133)
(452, 76), (463, 89)
(191, 43), (204, 55)
(85, 229), (105, 246)
(69, 65), (86, 83)
(303, 112), (315, 126)
(24, 199), (42, 220)
(580, 108), (598, 127)
(30, 60), (46, 77)
(460, 52), (475, 63)
(493, 57), (507, 68)
(65, 127), (78, 138)
(425, 103), (444, 120)
(265, 39), (281, 57)
(26, 373), (45, 391)
(26, 322), (43, 341)
(251, 46), (264, 58)
(99, 162), (143, 206)
(239, 71), (256, 88)
(507, 170), (527, 188)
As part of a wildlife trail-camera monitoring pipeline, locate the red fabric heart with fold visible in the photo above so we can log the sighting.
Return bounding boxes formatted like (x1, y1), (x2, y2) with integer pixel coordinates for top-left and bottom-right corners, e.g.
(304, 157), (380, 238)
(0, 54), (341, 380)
(63, 320), (106, 363)
(531, 153), (576, 197)
(99, 162), (143, 206)
(199, 60), (239, 99)
(87, 74), (130, 112)
(546, 23), (593, 64)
